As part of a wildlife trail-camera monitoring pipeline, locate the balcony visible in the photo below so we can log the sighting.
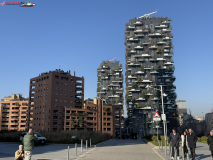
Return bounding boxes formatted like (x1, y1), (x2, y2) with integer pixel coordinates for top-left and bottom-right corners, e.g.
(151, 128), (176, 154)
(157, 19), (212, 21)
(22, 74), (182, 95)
(53, 125), (57, 128)
(53, 113), (58, 116)
(127, 38), (138, 41)
(162, 29), (171, 32)
(53, 119), (58, 122)
(2, 114), (9, 117)
(129, 89), (140, 92)
(148, 33), (162, 37)
(150, 71), (159, 74)
(136, 97), (145, 101)
(134, 46), (143, 49)
(135, 34), (144, 37)
(149, 46), (157, 49)
(162, 20), (171, 24)
(127, 75), (137, 79)
(163, 37), (172, 41)
(134, 21), (142, 25)
(157, 41), (166, 45)
(108, 95), (120, 98)
(135, 71), (144, 74)
(164, 53), (173, 57)
(142, 42), (150, 45)
(164, 62), (174, 65)
(75, 103), (82, 106)
(142, 80), (152, 83)
(155, 25), (168, 28)
(127, 26), (135, 29)
(2, 122), (8, 125)
(142, 54), (151, 57)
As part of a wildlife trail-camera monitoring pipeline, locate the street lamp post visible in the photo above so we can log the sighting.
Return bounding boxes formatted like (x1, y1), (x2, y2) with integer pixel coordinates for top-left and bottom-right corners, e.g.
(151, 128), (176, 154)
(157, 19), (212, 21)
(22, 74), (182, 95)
(146, 85), (167, 155)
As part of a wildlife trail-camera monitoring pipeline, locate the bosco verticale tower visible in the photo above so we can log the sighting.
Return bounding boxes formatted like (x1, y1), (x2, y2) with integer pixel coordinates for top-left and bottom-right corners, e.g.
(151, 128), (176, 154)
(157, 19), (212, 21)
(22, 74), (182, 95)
(124, 13), (178, 132)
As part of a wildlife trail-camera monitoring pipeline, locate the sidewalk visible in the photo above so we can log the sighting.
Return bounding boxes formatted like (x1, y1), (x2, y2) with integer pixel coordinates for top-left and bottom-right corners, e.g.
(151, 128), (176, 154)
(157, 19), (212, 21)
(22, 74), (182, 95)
(76, 139), (167, 160)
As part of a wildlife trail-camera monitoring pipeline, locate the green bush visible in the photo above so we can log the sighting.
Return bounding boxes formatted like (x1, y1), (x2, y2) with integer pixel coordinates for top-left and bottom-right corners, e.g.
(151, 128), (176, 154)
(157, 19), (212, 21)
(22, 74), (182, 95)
(152, 136), (158, 142)
(201, 136), (208, 141)
(197, 137), (201, 142)
(160, 136), (169, 141)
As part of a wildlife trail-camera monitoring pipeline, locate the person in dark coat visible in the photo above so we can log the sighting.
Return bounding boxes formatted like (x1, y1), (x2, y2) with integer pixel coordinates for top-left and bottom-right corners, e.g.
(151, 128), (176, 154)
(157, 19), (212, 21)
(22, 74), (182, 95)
(207, 130), (213, 158)
(187, 128), (197, 160)
(168, 128), (181, 160)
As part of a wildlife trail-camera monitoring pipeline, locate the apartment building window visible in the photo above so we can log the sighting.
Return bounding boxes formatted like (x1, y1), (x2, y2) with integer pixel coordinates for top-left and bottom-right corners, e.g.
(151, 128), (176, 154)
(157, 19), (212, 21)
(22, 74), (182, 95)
(60, 88), (63, 90)
(60, 94), (62, 96)
(47, 82), (48, 84)
(55, 99), (58, 102)
(61, 82), (63, 85)
(55, 105), (58, 107)
(56, 87), (58, 90)
(56, 82), (59, 84)
(64, 100), (67, 102)
(56, 93), (58, 95)
(70, 90), (73, 92)
(104, 123), (106, 126)
(104, 128), (106, 131)
(104, 118), (106, 121)
(70, 95), (73, 97)
(60, 100), (62, 102)
(65, 89), (67, 91)
(107, 128), (111, 131)
(71, 84), (73, 86)
(70, 101), (73, 103)
(65, 94), (67, 97)
(47, 88), (48, 90)
(65, 83), (67, 85)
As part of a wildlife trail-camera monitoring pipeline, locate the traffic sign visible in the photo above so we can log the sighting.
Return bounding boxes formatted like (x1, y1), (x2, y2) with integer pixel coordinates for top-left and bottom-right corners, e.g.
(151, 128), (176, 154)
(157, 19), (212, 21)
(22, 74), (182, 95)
(153, 112), (161, 121)
(161, 114), (166, 121)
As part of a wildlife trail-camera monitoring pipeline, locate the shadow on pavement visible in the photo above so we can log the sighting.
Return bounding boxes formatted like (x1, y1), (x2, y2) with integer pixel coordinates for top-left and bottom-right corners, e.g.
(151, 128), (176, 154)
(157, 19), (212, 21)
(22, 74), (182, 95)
(196, 154), (211, 160)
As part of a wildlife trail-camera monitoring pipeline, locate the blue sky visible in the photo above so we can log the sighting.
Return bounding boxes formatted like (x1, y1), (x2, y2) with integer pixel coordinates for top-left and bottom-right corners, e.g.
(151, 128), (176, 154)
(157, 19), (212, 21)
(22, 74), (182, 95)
(0, 0), (213, 118)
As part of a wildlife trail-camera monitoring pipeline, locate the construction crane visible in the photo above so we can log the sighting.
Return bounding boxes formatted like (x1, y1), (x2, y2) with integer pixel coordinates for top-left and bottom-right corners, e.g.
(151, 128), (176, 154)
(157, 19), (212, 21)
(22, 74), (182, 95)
(138, 11), (157, 19)
(109, 58), (116, 62)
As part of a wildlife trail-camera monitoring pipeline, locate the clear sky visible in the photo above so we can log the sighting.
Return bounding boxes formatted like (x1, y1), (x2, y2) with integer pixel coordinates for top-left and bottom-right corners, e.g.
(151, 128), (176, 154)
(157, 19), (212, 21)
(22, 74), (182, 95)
(1, 0), (213, 118)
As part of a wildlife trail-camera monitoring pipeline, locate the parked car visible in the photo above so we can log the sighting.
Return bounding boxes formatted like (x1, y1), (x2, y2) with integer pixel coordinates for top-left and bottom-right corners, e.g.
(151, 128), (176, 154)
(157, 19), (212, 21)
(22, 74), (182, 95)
(20, 132), (46, 145)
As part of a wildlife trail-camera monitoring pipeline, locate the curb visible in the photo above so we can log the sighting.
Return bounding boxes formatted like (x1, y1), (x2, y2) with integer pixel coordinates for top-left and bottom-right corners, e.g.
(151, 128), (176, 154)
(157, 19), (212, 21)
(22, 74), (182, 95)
(142, 139), (156, 148)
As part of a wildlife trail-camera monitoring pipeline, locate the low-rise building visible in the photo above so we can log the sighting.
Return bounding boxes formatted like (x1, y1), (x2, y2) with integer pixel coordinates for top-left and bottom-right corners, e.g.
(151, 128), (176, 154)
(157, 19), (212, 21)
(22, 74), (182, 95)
(0, 94), (28, 131)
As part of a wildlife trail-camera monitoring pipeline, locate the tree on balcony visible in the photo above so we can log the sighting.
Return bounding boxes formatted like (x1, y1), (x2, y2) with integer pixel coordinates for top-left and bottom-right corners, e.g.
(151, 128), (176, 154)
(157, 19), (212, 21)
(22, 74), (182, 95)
(141, 66), (145, 72)
(137, 103), (142, 108)
(137, 77), (141, 82)
(70, 121), (76, 128)
(15, 102), (21, 106)
(105, 71), (108, 77)
(112, 88), (116, 96)
(132, 98), (136, 106)
(157, 47), (161, 52)
(132, 82), (137, 89)
(141, 91), (147, 98)
(78, 117), (83, 127)
(126, 98), (131, 105)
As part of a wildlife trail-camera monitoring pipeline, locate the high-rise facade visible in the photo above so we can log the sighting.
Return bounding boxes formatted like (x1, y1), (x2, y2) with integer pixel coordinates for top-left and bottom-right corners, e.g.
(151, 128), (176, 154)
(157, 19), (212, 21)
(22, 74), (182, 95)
(124, 16), (177, 132)
(28, 69), (84, 132)
(0, 94), (28, 131)
(97, 60), (123, 105)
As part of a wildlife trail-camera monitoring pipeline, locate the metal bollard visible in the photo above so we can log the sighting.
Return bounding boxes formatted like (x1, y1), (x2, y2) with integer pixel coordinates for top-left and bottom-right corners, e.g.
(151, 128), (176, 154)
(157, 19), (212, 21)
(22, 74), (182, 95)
(174, 147), (177, 160)
(86, 140), (88, 151)
(75, 143), (77, 156)
(81, 139), (83, 153)
(182, 147), (184, 160)
(169, 143), (171, 158)
(161, 141), (163, 150)
(187, 152), (189, 160)
(90, 138), (91, 147)
(67, 146), (69, 160)
(165, 140), (167, 155)
(158, 140), (160, 150)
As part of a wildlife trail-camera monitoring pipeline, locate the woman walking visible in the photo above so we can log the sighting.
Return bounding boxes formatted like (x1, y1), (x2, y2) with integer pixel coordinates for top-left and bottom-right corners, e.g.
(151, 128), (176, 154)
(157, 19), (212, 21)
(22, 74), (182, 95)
(181, 131), (188, 158)
(207, 130), (213, 159)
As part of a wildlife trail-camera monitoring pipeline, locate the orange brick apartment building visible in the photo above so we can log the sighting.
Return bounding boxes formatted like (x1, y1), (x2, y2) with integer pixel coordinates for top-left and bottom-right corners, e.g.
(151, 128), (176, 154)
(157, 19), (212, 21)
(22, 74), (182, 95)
(27, 69), (123, 136)
(0, 94), (28, 131)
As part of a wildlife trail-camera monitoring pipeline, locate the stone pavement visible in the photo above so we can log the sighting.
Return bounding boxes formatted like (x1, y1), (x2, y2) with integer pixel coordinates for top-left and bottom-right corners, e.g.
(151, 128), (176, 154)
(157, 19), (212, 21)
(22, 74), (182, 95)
(76, 139), (165, 160)
(152, 142), (212, 160)
(0, 142), (92, 160)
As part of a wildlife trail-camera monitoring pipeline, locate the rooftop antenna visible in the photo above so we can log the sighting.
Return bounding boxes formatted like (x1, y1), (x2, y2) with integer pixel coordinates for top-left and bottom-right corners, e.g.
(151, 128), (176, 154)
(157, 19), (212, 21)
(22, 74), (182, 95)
(137, 11), (157, 19)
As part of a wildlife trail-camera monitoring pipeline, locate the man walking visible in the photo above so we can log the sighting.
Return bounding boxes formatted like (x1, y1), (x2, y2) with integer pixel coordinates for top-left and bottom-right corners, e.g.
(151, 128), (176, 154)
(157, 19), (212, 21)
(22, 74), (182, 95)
(169, 128), (181, 160)
(187, 128), (197, 160)
(23, 129), (38, 160)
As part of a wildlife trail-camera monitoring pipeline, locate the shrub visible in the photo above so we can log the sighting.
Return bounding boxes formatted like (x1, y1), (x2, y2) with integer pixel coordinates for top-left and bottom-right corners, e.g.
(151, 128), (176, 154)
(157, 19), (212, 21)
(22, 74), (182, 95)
(197, 137), (201, 142)
(160, 136), (169, 141)
(201, 136), (208, 141)
(152, 136), (158, 142)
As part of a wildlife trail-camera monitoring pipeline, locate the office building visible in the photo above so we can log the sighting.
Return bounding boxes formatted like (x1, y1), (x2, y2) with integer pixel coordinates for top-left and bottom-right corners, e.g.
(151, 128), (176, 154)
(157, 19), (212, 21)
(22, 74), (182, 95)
(0, 94), (28, 131)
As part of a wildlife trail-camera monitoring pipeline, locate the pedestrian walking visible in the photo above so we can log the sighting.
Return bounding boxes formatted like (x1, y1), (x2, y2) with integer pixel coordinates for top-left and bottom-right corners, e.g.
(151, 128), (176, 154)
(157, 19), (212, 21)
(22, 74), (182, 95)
(207, 130), (213, 159)
(187, 128), (197, 160)
(168, 128), (181, 160)
(23, 129), (38, 160)
(181, 131), (188, 158)
(15, 145), (24, 160)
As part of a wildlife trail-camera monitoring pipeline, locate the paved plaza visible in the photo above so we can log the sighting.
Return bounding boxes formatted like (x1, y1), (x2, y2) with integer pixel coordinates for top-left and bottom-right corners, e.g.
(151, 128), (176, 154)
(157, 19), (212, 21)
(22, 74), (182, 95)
(0, 140), (212, 160)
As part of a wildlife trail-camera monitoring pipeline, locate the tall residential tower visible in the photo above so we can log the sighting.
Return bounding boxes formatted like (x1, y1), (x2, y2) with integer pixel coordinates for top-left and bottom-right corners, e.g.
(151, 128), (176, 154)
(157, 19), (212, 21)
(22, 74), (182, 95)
(125, 15), (177, 132)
